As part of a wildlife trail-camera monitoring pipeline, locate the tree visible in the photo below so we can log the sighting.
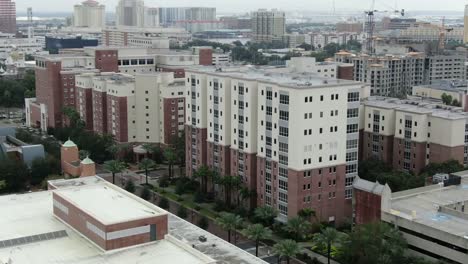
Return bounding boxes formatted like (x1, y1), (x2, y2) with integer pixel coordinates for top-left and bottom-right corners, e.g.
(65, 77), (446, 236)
(140, 186), (151, 201)
(79, 150), (90, 160)
(164, 148), (177, 179)
(243, 224), (272, 256)
(338, 222), (407, 264)
(313, 227), (341, 264)
(216, 212), (243, 244)
(197, 216), (209, 230)
(193, 165), (211, 193)
(284, 217), (313, 241)
(104, 160), (126, 184)
(273, 239), (301, 264)
(253, 206), (278, 227)
(30, 157), (50, 185)
(218, 175), (241, 207)
(159, 197), (170, 209)
(441, 93), (453, 105)
(298, 208), (316, 221)
(124, 180), (135, 193)
(143, 143), (164, 163)
(0, 158), (30, 192)
(139, 158), (156, 185)
(177, 206), (188, 219)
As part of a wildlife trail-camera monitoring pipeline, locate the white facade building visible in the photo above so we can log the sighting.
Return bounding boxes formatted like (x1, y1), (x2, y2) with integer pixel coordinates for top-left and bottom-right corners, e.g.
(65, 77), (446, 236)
(73, 0), (106, 29)
(116, 0), (145, 28)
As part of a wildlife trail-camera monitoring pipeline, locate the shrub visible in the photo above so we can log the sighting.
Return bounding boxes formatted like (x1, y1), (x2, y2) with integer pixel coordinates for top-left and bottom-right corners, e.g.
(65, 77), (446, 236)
(194, 205), (202, 211)
(175, 180), (185, 195)
(213, 200), (226, 211)
(197, 216), (209, 230)
(140, 186), (151, 201)
(124, 180), (135, 193)
(159, 176), (170, 188)
(177, 196), (184, 202)
(193, 191), (205, 203)
(177, 206), (188, 219)
(159, 197), (169, 209)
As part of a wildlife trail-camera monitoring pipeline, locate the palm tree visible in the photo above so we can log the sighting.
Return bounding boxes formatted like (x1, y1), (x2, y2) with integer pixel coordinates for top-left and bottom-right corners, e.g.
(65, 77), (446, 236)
(273, 239), (301, 264)
(139, 158), (156, 185)
(164, 148), (177, 179)
(219, 175), (241, 207)
(193, 165), (211, 193)
(313, 227), (340, 264)
(243, 224), (272, 257)
(106, 144), (120, 160)
(283, 217), (312, 241)
(254, 206), (278, 227)
(216, 212), (243, 244)
(104, 160), (126, 184)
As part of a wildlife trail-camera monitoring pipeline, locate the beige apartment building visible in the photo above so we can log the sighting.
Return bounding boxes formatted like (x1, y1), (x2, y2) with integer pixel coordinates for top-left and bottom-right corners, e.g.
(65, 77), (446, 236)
(360, 97), (468, 174)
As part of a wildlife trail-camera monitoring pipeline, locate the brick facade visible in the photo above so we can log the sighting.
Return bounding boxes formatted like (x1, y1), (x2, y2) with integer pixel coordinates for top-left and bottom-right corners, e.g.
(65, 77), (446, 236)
(354, 189), (382, 225)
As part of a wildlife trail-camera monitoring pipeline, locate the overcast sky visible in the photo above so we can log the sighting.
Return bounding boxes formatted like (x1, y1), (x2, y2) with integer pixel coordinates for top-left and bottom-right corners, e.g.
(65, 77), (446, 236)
(15, 0), (466, 13)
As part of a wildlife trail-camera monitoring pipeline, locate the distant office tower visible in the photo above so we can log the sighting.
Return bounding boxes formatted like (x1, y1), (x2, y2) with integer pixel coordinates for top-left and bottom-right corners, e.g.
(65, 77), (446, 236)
(0, 0), (16, 34)
(116, 0), (145, 28)
(159, 7), (216, 25)
(145, 7), (159, 27)
(73, 0), (106, 29)
(464, 5), (468, 43)
(251, 9), (286, 43)
(27, 7), (32, 23)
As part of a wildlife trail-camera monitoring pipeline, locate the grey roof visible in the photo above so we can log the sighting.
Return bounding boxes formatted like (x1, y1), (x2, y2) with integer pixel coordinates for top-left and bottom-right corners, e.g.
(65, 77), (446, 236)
(353, 176), (386, 195)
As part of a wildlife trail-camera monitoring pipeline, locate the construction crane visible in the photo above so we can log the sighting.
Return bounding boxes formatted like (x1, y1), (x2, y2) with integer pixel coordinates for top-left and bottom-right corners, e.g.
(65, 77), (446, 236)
(365, 0), (405, 54)
(438, 17), (453, 53)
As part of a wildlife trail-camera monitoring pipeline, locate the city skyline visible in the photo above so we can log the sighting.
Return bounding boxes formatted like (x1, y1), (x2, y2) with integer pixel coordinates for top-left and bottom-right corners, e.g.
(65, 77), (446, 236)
(14, 0), (467, 14)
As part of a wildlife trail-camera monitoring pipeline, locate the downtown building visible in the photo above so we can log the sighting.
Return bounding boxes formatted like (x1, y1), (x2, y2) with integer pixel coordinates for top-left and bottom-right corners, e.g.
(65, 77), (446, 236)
(360, 97), (468, 174)
(73, 0), (106, 29)
(0, 0), (16, 34)
(251, 9), (286, 43)
(185, 65), (369, 223)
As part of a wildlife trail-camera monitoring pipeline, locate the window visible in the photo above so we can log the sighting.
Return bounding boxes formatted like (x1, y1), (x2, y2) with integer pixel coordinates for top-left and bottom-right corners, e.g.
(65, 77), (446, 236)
(346, 139), (358, 149)
(279, 111), (289, 121)
(266, 106), (272, 116)
(266, 91), (272, 100)
(279, 155), (288, 165)
(279, 167), (288, 178)
(266, 122), (272, 131)
(347, 108), (359, 118)
(347, 92), (360, 102)
(279, 127), (289, 137)
(346, 164), (357, 174)
(347, 124), (358, 134)
(266, 184), (272, 194)
(346, 152), (358, 162)
(279, 142), (288, 153)
(280, 94), (289, 104)
(279, 180), (288, 191)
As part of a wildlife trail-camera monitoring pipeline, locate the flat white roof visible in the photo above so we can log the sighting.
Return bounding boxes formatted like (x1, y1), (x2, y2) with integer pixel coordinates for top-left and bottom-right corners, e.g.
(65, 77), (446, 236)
(54, 184), (165, 224)
(0, 178), (267, 264)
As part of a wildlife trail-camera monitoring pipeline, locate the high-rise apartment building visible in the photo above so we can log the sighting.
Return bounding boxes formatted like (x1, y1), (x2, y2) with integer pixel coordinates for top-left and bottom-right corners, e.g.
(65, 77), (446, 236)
(159, 7), (216, 26)
(116, 0), (145, 28)
(73, 0), (106, 29)
(185, 66), (369, 223)
(251, 9), (286, 43)
(75, 72), (185, 143)
(335, 51), (467, 96)
(0, 0), (16, 34)
(145, 7), (159, 28)
(360, 97), (468, 174)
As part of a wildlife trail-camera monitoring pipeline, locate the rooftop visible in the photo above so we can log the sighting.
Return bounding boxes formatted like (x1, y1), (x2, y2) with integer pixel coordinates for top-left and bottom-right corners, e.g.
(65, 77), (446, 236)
(186, 65), (362, 89)
(387, 171), (468, 241)
(415, 80), (468, 93)
(54, 184), (165, 224)
(363, 96), (468, 120)
(0, 177), (267, 264)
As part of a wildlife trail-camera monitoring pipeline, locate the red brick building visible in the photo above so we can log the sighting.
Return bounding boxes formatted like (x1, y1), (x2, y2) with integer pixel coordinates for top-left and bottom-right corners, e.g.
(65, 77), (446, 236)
(353, 176), (390, 225)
